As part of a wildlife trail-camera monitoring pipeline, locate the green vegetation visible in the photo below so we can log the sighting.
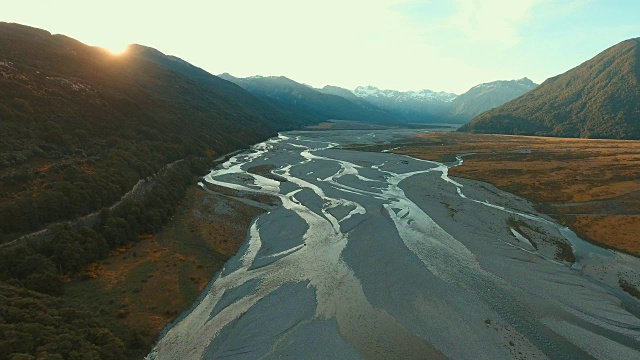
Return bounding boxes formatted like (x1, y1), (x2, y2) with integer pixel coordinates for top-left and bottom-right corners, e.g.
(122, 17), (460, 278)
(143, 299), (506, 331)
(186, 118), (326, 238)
(56, 186), (256, 360)
(508, 216), (577, 262)
(0, 282), (138, 359)
(459, 38), (640, 139)
(0, 23), (300, 240)
(552, 239), (577, 264)
(0, 22), (300, 359)
(0, 159), (203, 358)
(505, 216), (576, 263)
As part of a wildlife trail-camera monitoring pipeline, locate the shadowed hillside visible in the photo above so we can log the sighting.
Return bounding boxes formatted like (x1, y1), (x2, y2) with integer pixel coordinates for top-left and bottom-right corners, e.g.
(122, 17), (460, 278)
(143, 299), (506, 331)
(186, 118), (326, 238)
(459, 38), (640, 139)
(0, 22), (298, 359)
(0, 22), (298, 238)
(126, 44), (300, 130)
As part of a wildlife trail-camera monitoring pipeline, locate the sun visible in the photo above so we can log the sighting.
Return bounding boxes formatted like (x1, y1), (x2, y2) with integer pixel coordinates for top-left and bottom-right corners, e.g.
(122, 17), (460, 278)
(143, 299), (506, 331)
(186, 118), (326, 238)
(105, 44), (129, 56)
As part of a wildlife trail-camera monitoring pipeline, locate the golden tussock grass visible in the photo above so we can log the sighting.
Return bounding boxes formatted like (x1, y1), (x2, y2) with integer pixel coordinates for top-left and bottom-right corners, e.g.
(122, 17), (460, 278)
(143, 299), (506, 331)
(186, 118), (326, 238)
(393, 132), (640, 256)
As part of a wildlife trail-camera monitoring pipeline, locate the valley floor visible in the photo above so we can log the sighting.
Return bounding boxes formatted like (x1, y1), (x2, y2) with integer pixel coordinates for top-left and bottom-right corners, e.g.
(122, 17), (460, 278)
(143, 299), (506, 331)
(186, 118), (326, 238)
(67, 130), (640, 358)
(149, 130), (640, 359)
(353, 132), (640, 257)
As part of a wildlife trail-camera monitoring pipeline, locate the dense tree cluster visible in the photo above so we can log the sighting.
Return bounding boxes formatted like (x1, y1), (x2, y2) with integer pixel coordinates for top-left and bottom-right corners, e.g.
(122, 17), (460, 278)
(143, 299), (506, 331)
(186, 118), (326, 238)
(0, 159), (205, 359)
(459, 38), (640, 139)
(0, 159), (198, 280)
(0, 137), (186, 238)
(0, 282), (130, 360)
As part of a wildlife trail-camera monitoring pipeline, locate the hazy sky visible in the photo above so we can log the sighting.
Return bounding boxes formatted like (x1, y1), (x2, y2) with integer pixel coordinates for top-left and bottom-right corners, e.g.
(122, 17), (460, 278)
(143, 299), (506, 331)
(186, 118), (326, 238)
(4, 0), (640, 94)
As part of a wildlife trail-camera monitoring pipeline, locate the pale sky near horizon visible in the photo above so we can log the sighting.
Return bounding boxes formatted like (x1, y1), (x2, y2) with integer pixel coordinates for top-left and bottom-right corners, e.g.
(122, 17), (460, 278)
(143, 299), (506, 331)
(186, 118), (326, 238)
(4, 0), (640, 94)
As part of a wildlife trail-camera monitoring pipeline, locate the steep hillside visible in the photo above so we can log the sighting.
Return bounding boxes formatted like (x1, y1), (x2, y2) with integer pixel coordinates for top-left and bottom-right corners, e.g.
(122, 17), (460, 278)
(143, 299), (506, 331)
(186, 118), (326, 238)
(0, 22), (298, 358)
(0, 22), (298, 236)
(353, 85), (457, 123)
(448, 78), (537, 122)
(126, 45), (299, 130)
(459, 38), (640, 139)
(218, 73), (400, 123)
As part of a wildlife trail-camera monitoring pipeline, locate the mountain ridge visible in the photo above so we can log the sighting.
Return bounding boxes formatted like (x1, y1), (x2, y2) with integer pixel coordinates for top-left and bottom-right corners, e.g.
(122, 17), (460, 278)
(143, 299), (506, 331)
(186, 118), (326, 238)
(218, 73), (401, 123)
(448, 78), (537, 122)
(350, 85), (455, 123)
(314, 80), (536, 124)
(0, 21), (307, 359)
(127, 45), (300, 130)
(353, 85), (458, 102)
(0, 20), (304, 242)
(459, 38), (640, 139)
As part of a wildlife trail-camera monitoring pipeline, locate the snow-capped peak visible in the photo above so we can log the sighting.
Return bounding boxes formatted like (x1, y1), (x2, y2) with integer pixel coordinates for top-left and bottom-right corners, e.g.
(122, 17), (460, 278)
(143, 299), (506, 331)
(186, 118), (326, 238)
(352, 86), (457, 103)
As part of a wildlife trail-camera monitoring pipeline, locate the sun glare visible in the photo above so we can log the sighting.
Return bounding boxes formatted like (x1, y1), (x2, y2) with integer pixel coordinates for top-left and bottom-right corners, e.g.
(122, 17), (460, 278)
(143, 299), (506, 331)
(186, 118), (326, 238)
(106, 44), (129, 55)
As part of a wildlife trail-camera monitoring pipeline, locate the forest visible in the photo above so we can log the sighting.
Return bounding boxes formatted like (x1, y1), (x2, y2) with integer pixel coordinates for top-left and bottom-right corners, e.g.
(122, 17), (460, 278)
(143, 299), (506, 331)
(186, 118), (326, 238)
(0, 22), (301, 359)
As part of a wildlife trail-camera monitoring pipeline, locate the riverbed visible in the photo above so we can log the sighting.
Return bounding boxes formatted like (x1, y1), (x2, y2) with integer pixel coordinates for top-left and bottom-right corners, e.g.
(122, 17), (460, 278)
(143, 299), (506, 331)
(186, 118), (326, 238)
(149, 130), (640, 359)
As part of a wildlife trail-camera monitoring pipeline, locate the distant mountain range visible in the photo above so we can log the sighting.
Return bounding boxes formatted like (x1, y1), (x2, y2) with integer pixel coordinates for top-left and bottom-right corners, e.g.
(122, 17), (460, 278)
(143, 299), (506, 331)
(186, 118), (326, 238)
(218, 74), (401, 123)
(459, 38), (640, 139)
(221, 75), (537, 124)
(351, 85), (456, 123)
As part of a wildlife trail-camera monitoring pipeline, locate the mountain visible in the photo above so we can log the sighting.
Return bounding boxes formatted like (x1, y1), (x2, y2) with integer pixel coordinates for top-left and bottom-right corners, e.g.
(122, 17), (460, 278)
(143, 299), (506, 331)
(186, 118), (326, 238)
(352, 85), (457, 123)
(459, 38), (640, 139)
(0, 23), (298, 162)
(214, 75), (539, 125)
(218, 74), (400, 123)
(0, 20), (306, 249)
(318, 85), (364, 103)
(127, 44), (219, 82)
(0, 22), (305, 358)
(317, 85), (394, 116)
(0, 22), (297, 231)
(125, 44), (300, 131)
(448, 78), (537, 122)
